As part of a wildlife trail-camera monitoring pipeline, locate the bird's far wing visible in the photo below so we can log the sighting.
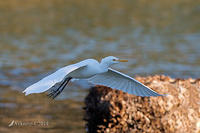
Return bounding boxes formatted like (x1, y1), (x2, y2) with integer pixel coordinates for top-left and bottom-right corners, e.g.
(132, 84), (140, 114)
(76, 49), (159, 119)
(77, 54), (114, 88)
(23, 63), (87, 96)
(88, 68), (166, 97)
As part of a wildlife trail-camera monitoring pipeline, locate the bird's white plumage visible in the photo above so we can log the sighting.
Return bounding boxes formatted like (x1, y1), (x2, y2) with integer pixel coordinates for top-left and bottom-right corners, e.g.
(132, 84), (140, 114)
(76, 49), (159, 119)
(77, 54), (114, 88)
(23, 62), (87, 95)
(23, 56), (166, 97)
(88, 68), (164, 96)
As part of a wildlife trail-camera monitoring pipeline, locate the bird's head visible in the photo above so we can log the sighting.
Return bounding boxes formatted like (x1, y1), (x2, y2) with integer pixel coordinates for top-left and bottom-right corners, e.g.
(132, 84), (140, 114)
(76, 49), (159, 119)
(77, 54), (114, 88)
(101, 56), (128, 67)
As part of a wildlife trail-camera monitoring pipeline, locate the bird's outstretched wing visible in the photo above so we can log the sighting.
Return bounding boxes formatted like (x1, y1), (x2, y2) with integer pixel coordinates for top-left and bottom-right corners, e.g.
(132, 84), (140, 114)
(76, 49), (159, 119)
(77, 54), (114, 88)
(23, 64), (87, 96)
(88, 68), (166, 97)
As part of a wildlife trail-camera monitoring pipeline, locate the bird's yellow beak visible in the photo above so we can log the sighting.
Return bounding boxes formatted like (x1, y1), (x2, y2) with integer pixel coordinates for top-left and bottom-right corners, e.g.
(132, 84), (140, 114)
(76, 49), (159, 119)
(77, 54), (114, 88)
(118, 59), (128, 62)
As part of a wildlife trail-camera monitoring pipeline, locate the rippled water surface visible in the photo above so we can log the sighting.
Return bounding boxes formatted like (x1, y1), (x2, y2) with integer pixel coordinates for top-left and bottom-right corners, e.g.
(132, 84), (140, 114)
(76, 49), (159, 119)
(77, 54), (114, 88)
(0, 0), (199, 132)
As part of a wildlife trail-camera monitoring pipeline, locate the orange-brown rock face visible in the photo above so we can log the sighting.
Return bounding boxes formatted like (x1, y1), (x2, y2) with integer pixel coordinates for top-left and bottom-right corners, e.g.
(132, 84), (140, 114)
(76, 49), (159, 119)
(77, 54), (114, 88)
(84, 75), (200, 133)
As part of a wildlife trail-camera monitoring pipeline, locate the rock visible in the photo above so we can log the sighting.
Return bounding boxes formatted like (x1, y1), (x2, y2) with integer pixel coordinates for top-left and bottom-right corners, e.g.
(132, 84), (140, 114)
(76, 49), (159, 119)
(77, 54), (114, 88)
(84, 75), (200, 133)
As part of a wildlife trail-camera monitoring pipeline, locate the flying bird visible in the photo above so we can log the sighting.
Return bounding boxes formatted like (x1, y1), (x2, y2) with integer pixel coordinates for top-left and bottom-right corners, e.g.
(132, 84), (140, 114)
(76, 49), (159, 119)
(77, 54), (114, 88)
(23, 56), (166, 98)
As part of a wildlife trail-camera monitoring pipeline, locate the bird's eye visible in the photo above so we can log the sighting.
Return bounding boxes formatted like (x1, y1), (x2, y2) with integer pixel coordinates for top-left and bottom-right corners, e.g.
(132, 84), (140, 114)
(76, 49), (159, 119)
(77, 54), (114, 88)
(113, 59), (116, 61)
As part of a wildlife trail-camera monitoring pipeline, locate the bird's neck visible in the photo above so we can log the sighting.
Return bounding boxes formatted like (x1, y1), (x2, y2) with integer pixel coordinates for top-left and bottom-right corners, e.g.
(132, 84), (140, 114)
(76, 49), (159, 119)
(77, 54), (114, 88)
(100, 62), (110, 71)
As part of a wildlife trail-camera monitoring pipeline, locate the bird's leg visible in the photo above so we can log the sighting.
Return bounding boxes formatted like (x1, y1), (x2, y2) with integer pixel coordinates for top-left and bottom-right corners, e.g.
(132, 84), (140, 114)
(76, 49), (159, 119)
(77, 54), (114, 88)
(48, 77), (72, 99)
(51, 77), (71, 99)
(47, 78), (68, 98)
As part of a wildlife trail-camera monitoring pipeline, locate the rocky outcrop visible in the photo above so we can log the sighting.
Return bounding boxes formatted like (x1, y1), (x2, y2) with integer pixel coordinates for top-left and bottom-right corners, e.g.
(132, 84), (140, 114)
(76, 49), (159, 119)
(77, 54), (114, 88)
(84, 75), (200, 133)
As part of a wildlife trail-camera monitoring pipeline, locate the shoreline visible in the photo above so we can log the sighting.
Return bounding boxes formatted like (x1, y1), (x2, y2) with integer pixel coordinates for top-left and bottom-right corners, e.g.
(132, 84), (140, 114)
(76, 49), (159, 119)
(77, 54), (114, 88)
(84, 75), (199, 133)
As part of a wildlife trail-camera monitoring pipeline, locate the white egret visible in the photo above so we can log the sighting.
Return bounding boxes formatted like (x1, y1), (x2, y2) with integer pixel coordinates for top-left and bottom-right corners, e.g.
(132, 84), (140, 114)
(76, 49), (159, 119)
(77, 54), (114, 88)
(23, 56), (166, 98)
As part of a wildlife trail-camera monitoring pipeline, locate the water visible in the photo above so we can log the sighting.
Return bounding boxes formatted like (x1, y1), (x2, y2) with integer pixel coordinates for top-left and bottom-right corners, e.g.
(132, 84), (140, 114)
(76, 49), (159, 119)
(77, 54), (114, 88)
(0, 0), (199, 132)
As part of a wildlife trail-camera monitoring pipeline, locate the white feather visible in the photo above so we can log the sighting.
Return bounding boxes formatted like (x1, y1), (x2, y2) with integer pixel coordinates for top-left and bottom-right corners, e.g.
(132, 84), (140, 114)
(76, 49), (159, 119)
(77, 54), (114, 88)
(23, 56), (166, 97)
(88, 68), (165, 97)
(23, 63), (87, 95)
